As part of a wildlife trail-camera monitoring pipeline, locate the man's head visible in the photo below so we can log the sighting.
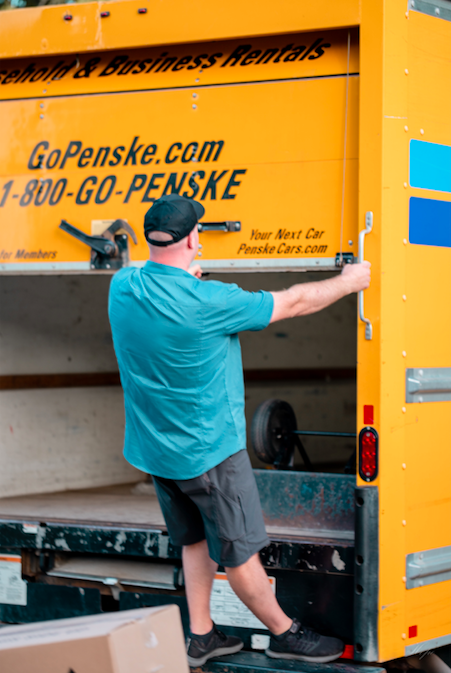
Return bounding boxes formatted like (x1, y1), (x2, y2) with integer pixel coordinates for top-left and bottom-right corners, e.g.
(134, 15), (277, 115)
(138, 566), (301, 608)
(144, 194), (204, 268)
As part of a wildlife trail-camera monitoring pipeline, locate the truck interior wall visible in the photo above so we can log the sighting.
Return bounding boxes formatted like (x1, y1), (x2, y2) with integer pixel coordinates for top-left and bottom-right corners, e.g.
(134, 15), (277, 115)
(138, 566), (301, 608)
(0, 271), (356, 498)
(222, 272), (357, 471)
(0, 275), (140, 498)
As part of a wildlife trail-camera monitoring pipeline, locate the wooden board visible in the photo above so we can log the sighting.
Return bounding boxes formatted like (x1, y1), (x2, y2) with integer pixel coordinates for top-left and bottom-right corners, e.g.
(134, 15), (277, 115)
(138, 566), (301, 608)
(0, 483), (165, 529)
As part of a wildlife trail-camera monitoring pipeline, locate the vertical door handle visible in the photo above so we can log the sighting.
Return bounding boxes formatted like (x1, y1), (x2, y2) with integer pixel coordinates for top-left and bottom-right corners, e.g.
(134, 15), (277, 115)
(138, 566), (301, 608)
(358, 212), (373, 340)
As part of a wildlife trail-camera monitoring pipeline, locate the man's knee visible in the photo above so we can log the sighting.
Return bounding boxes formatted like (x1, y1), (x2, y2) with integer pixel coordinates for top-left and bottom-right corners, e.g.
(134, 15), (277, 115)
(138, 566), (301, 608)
(224, 551), (261, 573)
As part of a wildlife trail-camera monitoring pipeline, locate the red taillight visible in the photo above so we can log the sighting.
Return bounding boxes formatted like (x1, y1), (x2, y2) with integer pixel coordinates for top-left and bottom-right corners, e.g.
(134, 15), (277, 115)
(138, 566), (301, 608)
(358, 427), (378, 482)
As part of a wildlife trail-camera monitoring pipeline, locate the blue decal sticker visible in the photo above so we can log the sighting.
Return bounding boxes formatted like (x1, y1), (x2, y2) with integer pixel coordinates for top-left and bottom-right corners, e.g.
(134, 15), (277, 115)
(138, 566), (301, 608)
(410, 140), (451, 193)
(409, 197), (451, 248)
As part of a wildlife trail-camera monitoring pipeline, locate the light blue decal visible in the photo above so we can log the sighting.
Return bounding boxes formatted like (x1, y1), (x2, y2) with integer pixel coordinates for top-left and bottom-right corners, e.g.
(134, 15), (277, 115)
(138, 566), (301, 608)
(409, 197), (451, 248)
(410, 140), (451, 193)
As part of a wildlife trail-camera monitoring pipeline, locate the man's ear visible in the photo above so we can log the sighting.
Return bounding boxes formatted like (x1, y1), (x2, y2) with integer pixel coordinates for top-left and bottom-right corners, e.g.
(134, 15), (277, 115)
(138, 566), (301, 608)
(186, 228), (197, 250)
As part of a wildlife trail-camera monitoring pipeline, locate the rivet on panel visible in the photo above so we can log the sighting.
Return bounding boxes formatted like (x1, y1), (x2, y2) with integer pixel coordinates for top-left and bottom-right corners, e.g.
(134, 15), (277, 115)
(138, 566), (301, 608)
(402, 576), (407, 582)
(192, 104), (197, 109)
(404, 126), (409, 132)
(403, 238), (407, 245)
(402, 633), (406, 639)
(192, 93), (197, 99)
(402, 463), (406, 469)
(435, 7), (440, 14)
(40, 114), (44, 119)
(404, 182), (408, 188)
(348, 240), (353, 246)
(198, 251), (202, 257)
(402, 520), (407, 526)
(402, 407), (406, 413)
(402, 295), (407, 301)
(43, 90), (47, 93)
(402, 351), (407, 357)
(405, 68), (409, 75)
(420, 129), (424, 135)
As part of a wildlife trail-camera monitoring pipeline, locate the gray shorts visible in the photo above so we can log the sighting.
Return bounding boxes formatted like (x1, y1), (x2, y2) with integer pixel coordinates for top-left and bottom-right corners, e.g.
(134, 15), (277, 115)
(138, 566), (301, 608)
(152, 450), (269, 567)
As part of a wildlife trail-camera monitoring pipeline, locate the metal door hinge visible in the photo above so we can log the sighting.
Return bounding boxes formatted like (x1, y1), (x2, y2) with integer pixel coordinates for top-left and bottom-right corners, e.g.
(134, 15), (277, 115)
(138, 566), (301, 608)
(406, 367), (451, 403)
(335, 252), (355, 267)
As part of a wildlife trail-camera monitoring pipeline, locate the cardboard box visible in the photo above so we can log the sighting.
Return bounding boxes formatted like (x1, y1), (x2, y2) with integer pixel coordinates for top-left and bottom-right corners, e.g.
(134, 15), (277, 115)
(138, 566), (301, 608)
(0, 605), (189, 673)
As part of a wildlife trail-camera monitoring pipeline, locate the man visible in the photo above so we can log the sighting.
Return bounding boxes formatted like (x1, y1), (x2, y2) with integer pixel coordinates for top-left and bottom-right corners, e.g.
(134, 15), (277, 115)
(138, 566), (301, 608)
(109, 194), (371, 667)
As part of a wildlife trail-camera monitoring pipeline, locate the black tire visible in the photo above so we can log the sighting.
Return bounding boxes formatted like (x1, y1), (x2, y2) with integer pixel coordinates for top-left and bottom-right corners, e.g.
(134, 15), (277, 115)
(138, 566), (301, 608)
(251, 399), (297, 466)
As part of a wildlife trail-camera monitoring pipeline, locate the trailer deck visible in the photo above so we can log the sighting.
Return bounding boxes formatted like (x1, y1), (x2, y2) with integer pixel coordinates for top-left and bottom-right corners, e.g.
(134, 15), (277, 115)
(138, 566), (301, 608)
(0, 474), (354, 542)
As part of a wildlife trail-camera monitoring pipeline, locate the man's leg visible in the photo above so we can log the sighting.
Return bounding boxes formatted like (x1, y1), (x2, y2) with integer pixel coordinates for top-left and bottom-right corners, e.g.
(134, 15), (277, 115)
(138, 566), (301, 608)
(225, 552), (292, 634)
(226, 552), (344, 663)
(183, 539), (244, 667)
(183, 539), (218, 635)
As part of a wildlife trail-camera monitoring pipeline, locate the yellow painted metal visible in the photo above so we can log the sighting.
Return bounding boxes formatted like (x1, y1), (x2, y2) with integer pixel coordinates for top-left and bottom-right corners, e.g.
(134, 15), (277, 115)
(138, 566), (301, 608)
(403, 8), (451, 653)
(358, 0), (451, 661)
(0, 0), (360, 59)
(0, 30), (359, 269)
(0, 30), (357, 100)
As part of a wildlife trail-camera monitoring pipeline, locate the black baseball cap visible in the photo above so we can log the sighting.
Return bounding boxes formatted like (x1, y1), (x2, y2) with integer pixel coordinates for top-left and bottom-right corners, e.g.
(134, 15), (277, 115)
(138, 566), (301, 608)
(144, 194), (205, 246)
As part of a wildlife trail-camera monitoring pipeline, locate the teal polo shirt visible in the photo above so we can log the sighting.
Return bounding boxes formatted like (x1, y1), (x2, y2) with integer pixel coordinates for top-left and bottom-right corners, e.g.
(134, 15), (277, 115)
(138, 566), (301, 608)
(108, 261), (274, 480)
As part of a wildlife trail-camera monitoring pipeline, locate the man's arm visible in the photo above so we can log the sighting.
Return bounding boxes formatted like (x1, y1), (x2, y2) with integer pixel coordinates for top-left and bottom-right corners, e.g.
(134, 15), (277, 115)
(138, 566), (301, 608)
(270, 262), (371, 323)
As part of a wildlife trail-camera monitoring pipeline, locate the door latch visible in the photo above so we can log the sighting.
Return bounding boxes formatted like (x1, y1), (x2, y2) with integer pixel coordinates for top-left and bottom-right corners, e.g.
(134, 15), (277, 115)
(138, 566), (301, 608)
(335, 252), (355, 267)
(59, 219), (138, 270)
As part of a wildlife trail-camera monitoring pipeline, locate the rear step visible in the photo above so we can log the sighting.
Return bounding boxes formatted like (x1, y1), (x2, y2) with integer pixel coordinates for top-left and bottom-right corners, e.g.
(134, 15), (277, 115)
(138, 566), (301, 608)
(201, 651), (386, 672)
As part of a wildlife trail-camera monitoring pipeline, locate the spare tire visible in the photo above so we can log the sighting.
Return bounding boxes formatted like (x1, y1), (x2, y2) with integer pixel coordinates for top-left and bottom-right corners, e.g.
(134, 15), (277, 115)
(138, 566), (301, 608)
(251, 399), (297, 467)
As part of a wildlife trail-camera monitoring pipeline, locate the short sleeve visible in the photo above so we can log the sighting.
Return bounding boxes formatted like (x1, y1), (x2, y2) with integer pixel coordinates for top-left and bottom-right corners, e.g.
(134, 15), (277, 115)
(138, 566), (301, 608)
(222, 284), (274, 335)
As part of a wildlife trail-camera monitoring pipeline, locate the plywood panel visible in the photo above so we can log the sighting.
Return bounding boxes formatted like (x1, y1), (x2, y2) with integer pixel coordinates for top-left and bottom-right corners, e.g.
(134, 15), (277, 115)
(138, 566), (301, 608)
(0, 387), (141, 498)
(0, 275), (117, 376)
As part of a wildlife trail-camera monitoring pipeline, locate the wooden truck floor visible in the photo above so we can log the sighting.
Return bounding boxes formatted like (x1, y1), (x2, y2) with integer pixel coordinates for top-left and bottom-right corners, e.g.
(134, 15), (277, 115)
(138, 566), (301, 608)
(0, 480), (352, 542)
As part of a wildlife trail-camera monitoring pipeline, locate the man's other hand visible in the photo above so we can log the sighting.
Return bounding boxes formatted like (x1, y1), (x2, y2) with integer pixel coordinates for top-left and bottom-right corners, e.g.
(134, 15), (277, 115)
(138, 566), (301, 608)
(188, 264), (203, 279)
(340, 261), (371, 293)
(270, 260), (372, 323)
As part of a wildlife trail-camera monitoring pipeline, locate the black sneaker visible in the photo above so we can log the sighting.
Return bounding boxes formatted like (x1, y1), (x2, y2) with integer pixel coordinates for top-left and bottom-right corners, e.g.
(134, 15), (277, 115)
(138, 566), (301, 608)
(187, 623), (244, 667)
(266, 618), (344, 663)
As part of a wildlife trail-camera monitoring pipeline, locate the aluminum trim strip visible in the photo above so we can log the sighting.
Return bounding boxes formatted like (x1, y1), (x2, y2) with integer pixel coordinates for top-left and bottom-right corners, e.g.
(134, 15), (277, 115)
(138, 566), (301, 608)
(1, 257), (339, 274)
(406, 367), (451, 403)
(0, 262), (92, 273)
(405, 633), (451, 656)
(131, 258), (339, 273)
(406, 544), (451, 588)
(409, 0), (451, 23)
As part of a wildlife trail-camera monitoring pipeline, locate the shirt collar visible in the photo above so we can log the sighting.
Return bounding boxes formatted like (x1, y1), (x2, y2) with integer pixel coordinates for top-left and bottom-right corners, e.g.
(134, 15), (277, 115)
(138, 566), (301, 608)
(142, 260), (193, 278)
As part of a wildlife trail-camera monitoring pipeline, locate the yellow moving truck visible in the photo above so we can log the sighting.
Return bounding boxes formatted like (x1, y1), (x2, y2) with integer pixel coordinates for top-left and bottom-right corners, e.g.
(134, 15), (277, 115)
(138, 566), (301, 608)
(0, 0), (451, 668)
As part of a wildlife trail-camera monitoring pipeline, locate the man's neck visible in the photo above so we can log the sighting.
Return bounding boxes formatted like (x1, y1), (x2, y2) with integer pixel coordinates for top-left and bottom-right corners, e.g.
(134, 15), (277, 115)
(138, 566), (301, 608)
(148, 252), (191, 271)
